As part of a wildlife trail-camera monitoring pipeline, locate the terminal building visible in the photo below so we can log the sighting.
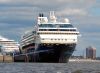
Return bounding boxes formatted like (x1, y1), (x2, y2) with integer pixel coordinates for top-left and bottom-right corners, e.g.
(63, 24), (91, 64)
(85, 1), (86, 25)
(86, 46), (96, 59)
(0, 36), (19, 55)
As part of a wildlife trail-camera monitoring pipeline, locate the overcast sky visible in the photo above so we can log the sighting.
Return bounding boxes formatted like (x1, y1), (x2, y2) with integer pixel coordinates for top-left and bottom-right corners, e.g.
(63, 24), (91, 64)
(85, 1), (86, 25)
(0, 0), (100, 56)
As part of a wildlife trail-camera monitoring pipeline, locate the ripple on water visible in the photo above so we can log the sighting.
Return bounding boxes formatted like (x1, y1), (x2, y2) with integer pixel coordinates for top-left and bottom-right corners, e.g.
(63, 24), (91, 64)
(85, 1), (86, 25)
(0, 62), (100, 73)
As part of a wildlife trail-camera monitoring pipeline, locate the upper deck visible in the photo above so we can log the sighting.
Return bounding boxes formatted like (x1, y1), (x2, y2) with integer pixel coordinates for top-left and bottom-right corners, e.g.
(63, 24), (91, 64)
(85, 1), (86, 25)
(38, 11), (70, 24)
(37, 11), (78, 32)
(38, 23), (78, 32)
(38, 23), (73, 28)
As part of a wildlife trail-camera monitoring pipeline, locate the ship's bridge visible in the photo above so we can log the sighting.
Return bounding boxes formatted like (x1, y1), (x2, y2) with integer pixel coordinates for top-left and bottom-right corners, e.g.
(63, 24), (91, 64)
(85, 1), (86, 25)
(38, 23), (77, 32)
(38, 23), (74, 28)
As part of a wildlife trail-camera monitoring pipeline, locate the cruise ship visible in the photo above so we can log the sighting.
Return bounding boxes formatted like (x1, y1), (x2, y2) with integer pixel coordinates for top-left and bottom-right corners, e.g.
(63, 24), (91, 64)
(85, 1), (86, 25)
(0, 36), (19, 55)
(20, 11), (79, 62)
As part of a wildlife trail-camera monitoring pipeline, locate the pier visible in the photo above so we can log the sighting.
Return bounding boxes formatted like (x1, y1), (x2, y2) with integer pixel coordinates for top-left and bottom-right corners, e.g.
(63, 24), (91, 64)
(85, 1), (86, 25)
(0, 55), (13, 62)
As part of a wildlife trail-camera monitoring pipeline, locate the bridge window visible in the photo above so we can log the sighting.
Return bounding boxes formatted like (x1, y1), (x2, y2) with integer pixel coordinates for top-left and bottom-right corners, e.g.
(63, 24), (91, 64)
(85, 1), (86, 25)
(39, 24), (74, 28)
(39, 24), (54, 27)
(59, 24), (73, 28)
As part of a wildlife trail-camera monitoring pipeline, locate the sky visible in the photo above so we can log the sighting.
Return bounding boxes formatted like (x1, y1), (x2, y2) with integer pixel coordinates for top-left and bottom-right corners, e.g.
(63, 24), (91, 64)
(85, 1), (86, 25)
(0, 0), (100, 57)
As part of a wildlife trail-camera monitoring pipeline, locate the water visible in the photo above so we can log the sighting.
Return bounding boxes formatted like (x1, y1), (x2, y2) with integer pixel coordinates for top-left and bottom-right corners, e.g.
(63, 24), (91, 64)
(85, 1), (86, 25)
(0, 61), (100, 73)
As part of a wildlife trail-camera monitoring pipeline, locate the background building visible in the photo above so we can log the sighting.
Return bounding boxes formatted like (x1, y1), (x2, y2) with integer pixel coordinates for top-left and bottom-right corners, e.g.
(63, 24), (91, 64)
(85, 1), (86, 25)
(86, 46), (96, 59)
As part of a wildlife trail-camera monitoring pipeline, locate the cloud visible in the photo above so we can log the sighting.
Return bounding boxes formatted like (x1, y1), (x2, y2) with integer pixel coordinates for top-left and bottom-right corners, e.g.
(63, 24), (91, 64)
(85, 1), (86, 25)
(0, 0), (96, 8)
(0, 7), (36, 16)
(56, 8), (87, 16)
(0, 0), (30, 4)
(0, 0), (11, 3)
(0, 0), (96, 18)
(0, 23), (33, 41)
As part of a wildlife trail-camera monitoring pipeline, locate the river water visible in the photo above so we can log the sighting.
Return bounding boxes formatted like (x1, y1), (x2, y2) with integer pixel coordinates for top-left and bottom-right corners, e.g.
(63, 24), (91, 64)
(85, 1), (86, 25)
(0, 61), (100, 73)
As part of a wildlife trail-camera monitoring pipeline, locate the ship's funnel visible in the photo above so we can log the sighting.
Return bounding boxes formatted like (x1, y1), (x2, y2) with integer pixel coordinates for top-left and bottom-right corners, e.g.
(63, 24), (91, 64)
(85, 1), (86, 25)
(39, 13), (44, 17)
(38, 13), (48, 24)
(50, 11), (57, 23)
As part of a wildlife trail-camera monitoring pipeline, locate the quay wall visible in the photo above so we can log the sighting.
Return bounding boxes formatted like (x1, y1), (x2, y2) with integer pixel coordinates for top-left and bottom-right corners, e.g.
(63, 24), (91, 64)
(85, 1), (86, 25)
(0, 55), (13, 62)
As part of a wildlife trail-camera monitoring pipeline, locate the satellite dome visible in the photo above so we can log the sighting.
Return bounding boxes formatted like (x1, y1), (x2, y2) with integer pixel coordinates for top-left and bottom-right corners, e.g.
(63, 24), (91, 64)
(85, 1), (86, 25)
(64, 18), (70, 23)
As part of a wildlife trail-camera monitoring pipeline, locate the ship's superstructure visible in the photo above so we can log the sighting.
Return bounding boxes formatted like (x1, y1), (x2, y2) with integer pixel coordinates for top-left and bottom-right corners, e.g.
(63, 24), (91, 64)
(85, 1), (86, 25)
(20, 11), (79, 62)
